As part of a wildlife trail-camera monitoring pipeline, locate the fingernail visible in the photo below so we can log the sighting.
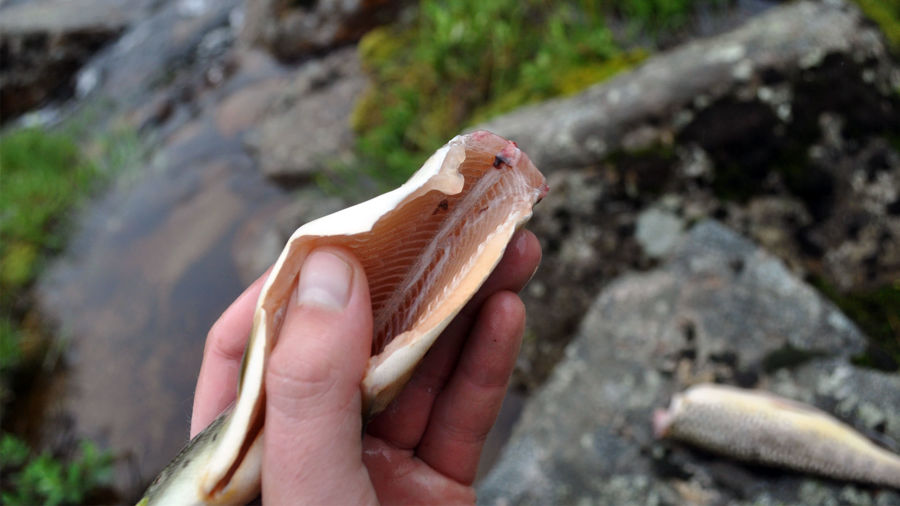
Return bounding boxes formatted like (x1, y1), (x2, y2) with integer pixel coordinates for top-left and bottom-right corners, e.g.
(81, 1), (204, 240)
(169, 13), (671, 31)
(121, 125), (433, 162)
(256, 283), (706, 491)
(297, 249), (353, 310)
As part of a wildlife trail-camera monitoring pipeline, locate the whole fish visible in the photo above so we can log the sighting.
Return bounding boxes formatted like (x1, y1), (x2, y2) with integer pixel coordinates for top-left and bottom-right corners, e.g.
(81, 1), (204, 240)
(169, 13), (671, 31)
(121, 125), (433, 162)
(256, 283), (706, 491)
(653, 383), (900, 488)
(139, 131), (547, 505)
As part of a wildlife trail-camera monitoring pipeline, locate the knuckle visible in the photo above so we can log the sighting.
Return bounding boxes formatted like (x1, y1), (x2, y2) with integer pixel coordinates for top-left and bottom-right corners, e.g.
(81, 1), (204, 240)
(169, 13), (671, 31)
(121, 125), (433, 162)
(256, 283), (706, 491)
(266, 349), (340, 405)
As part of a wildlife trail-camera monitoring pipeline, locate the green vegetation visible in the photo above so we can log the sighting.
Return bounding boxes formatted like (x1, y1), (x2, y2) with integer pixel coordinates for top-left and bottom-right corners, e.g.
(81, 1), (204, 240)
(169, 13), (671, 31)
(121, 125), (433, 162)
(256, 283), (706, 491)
(1, 119), (140, 504)
(344, 0), (720, 188)
(1, 432), (112, 506)
(853, 0), (900, 51)
(618, 0), (711, 30)
(0, 129), (100, 297)
(0, 127), (104, 408)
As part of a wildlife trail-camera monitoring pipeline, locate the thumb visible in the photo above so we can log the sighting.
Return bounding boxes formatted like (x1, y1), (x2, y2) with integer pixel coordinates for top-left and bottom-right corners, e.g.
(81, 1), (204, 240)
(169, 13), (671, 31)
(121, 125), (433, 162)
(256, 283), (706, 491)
(263, 247), (377, 504)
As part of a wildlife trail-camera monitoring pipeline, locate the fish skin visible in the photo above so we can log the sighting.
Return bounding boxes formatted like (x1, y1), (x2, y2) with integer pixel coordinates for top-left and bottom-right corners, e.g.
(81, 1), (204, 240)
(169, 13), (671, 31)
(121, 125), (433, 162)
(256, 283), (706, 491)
(654, 384), (900, 489)
(138, 406), (263, 505)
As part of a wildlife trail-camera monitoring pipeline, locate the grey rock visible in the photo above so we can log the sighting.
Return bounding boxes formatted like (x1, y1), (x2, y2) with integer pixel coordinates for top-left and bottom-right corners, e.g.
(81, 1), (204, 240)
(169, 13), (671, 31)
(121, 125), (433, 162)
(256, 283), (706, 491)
(251, 47), (367, 181)
(240, 0), (399, 62)
(769, 359), (900, 447)
(501, 0), (899, 392)
(636, 207), (685, 258)
(75, 0), (241, 111)
(0, 0), (155, 120)
(478, 221), (898, 505)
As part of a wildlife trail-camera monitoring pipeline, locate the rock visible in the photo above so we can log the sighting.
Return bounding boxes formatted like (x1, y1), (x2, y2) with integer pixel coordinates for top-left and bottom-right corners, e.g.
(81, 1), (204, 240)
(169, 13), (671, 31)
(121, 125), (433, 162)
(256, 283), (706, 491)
(215, 76), (288, 138)
(478, 221), (900, 505)
(514, 167), (649, 390)
(769, 359), (900, 446)
(74, 0), (242, 112)
(250, 47), (367, 181)
(0, 0), (154, 120)
(636, 207), (684, 258)
(240, 0), (399, 62)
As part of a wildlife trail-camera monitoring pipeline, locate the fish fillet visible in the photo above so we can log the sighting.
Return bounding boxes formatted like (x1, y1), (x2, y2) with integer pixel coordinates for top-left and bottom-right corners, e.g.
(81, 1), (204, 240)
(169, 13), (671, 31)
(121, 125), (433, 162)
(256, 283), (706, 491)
(139, 131), (547, 505)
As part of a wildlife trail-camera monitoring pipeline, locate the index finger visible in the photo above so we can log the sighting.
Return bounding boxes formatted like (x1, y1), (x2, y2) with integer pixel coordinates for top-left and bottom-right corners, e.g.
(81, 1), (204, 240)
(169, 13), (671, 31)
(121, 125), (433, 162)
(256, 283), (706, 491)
(190, 269), (269, 437)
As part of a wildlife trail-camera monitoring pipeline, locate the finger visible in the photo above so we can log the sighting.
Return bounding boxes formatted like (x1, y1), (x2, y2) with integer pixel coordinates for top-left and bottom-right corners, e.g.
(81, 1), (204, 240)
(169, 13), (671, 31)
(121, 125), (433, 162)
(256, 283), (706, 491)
(263, 247), (377, 504)
(367, 229), (540, 448)
(415, 291), (524, 485)
(191, 268), (270, 437)
(362, 436), (475, 505)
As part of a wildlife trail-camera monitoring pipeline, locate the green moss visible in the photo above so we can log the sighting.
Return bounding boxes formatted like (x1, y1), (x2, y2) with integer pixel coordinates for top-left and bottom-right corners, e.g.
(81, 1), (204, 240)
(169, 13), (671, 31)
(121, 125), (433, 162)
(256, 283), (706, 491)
(556, 49), (649, 95)
(813, 278), (900, 371)
(0, 243), (38, 293)
(853, 0), (900, 51)
(469, 48), (649, 124)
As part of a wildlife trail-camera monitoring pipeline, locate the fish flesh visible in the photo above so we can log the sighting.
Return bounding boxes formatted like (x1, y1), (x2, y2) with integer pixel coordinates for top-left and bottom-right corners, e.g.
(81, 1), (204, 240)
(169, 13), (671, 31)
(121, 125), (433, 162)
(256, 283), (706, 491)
(139, 131), (547, 505)
(654, 383), (900, 488)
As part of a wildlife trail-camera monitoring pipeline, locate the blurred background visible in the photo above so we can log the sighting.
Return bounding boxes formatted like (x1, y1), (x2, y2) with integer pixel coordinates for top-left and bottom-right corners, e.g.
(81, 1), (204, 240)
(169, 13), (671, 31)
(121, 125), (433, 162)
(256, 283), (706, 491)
(0, 0), (898, 504)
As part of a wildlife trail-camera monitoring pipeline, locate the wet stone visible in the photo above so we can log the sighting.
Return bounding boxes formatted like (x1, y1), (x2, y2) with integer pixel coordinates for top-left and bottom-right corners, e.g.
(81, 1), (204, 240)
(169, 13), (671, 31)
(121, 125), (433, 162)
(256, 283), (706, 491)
(478, 221), (899, 505)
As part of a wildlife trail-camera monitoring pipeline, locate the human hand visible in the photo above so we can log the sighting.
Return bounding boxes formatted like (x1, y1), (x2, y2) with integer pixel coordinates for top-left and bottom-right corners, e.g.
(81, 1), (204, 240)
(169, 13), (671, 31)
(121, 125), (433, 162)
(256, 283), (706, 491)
(191, 229), (541, 504)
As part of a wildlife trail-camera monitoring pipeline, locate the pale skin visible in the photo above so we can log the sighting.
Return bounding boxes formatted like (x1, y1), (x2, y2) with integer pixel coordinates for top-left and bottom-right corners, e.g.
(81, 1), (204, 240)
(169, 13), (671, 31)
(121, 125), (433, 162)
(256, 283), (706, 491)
(190, 230), (542, 504)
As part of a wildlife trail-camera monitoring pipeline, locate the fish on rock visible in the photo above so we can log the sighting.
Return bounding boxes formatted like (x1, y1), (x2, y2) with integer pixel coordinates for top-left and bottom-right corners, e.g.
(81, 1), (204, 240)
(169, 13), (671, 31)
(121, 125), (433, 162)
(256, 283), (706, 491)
(139, 131), (548, 505)
(653, 383), (900, 489)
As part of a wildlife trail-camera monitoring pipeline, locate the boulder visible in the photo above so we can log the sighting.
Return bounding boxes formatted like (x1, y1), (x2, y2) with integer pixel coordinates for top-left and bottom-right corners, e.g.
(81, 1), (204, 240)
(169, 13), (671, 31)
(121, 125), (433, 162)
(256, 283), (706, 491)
(478, 221), (900, 505)
(250, 46), (367, 181)
(240, 0), (400, 62)
(477, 0), (895, 172)
(0, 0), (154, 120)
(74, 0), (242, 116)
(483, 0), (899, 391)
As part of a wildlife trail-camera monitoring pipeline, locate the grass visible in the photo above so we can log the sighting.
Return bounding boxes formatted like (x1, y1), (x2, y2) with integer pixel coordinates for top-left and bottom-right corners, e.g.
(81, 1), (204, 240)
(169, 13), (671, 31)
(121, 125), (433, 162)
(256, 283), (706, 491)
(339, 0), (720, 189)
(0, 129), (100, 297)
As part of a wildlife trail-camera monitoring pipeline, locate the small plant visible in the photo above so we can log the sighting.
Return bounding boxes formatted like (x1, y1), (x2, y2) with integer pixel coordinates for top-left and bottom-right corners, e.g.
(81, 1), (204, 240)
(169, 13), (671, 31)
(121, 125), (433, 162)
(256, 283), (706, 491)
(615, 0), (714, 30)
(0, 128), (100, 297)
(0, 432), (113, 506)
